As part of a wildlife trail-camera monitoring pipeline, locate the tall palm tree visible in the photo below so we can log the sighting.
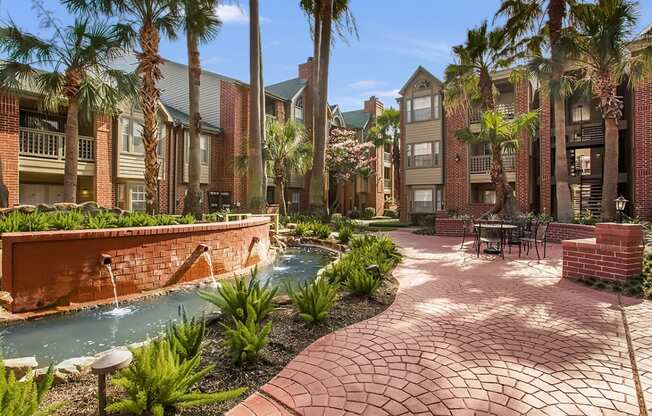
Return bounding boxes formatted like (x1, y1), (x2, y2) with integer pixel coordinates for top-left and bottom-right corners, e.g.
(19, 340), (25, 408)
(444, 21), (522, 216)
(247, 0), (265, 212)
(173, 0), (221, 218)
(66, 0), (177, 213)
(0, 15), (137, 202)
(497, 0), (576, 221)
(567, 0), (652, 221)
(265, 119), (313, 215)
(369, 108), (400, 202)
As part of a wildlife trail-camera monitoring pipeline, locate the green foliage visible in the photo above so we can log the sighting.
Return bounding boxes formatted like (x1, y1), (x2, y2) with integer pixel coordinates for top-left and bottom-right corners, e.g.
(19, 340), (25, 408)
(115, 212), (156, 228)
(285, 278), (338, 324)
(367, 220), (411, 229)
(19, 211), (51, 232)
(362, 207), (376, 220)
(222, 310), (272, 364)
(330, 213), (344, 225)
(107, 339), (245, 415)
(346, 268), (382, 296)
(293, 222), (310, 237)
(166, 306), (206, 362)
(85, 211), (117, 229)
(0, 211), (23, 233)
(153, 214), (177, 226)
(383, 208), (398, 219)
(198, 269), (277, 324)
(0, 359), (61, 416)
(281, 213), (321, 226)
(176, 214), (197, 225)
(337, 226), (353, 244)
(48, 210), (85, 230)
(312, 223), (332, 239)
(572, 209), (596, 225)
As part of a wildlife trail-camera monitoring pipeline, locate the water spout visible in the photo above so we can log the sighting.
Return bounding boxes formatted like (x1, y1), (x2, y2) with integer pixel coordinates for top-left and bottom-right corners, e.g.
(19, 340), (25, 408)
(199, 245), (218, 288)
(100, 254), (131, 317)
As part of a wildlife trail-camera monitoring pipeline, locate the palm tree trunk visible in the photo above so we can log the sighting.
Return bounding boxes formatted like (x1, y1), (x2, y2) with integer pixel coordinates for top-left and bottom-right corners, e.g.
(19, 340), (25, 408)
(489, 144), (506, 215)
(259, 30), (267, 202)
(63, 97), (80, 202)
(184, 27), (202, 218)
(601, 117), (619, 221)
(138, 22), (163, 214)
(247, 0), (264, 212)
(309, 0), (333, 216)
(275, 177), (287, 216)
(393, 145), (400, 204)
(304, 9), (322, 205)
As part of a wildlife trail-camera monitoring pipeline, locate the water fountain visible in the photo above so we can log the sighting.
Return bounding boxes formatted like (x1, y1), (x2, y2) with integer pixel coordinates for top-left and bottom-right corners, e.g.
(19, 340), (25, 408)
(100, 254), (132, 317)
(198, 245), (218, 288)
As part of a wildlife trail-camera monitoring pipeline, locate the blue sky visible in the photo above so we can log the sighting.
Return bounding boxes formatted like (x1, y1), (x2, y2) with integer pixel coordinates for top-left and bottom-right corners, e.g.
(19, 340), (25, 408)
(1, 0), (651, 111)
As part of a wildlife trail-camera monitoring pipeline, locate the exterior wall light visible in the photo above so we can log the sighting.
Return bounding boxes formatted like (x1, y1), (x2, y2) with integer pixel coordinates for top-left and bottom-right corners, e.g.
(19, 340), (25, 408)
(615, 196), (628, 223)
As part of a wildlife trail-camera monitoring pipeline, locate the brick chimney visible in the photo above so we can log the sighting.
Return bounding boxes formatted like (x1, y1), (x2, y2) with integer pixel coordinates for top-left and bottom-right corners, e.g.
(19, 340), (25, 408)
(364, 96), (384, 118)
(298, 57), (314, 81)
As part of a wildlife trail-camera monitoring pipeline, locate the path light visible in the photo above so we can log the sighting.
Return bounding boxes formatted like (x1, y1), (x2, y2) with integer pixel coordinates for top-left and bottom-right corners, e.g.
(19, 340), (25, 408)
(91, 350), (133, 416)
(615, 196), (628, 223)
(366, 264), (382, 280)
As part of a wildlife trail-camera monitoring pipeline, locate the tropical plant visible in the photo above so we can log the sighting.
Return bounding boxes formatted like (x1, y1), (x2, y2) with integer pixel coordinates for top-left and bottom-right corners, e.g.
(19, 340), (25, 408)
(369, 107), (401, 201)
(19, 211), (51, 232)
(222, 311), (272, 364)
(363, 207), (376, 220)
(311, 223), (332, 239)
(337, 226), (352, 243)
(265, 119), (313, 215)
(565, 0), (652, 221)
(293, 222), (311, 237)
(85, 211), (117, 229)
(497, 0), (578, 222)
(107, 339), (245, 415)
(346, 268), (381, 296)
(66, 0), (178, 213)
(153, 214), (176, 226)
(198, 269), (277, 324)
(48, 210), (85, 230)
(175, 213), (197, 224)
(0, 9), (137, 202)
(444, 21), (523, 217)
(0, 360), (61, 416)
(285, 277), (338, 323)
(174, 0), (221, 218)
(166, 306), (206, 362)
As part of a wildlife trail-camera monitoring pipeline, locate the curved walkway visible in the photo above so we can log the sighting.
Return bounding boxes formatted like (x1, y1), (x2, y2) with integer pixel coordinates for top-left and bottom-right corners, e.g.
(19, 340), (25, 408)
(228, 230), (652, 416)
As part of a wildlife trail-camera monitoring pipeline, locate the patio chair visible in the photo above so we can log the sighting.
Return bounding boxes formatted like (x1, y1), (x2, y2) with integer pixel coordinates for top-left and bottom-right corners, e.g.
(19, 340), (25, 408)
(477, 221), (505, 259)
(460, 217), (477, 250)
(519, 221), (549, 261)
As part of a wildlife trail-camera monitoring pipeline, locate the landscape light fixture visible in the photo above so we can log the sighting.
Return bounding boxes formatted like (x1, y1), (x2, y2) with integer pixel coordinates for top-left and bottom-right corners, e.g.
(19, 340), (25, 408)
(615, 196), (628, 223)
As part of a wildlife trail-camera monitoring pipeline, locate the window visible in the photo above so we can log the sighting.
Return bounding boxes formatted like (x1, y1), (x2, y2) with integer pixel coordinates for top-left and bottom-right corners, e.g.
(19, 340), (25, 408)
(412, 189), (434, 213)
(483, 190), (497, 204)
(413, 96), (431, 121)
(572, 103), (591, 122)
(184, 132), (209, 165)
(130, 184), (146, 212)
(433, 94), (441, 119)
(120, 116), (162, 155)
(407, 141), (440, 168)
(133, 123), (144, 153)
(405, 99), (412, 123)
(295, 96), (304, 121)
(200, 135), (209, 164)
(265, 101), (277, 117)
(121, 120), (130, 153)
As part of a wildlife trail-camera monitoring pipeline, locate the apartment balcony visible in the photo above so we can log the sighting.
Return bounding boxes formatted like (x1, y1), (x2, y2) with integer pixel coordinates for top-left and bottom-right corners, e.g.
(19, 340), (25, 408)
(19, 128), (96, 176)
(469, 103), (515, 124)
(567, 123), (604, 144)
(384, 151), (392, 165)
(384, 178), (391, 193)
(469, 154), (516, 184)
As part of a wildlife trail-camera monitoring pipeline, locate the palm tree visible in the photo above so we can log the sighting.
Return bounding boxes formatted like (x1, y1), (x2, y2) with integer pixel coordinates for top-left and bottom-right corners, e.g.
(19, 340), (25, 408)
(369, 108), (400, 201)
(456, 110), (539, 218)
(0, 15), (137, 202)
(247, 0), (265, 212)
(444, 21), (522, 216)
(66, 0), (177, 213)
(497, 0), (576, 222)
(567, 0), (652, 221)
(265, 119), (313, 215)
(173, 0), (221, 218)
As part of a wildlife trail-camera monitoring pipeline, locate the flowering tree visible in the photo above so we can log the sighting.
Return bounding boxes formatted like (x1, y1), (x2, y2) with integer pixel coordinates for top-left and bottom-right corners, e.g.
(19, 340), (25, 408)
(327, 127), (375, 212)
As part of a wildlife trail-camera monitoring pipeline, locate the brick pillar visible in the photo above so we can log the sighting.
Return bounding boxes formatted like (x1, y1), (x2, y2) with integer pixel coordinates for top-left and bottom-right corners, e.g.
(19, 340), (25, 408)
(94, 115), (113, 207)
(633, 78), (652, 220)
(0, 95), (19, 207)
(445, 109), (468, 214)
(538, 86), (552, 215)
(515, 79), (531, 213)
(219, 80), (249, 208)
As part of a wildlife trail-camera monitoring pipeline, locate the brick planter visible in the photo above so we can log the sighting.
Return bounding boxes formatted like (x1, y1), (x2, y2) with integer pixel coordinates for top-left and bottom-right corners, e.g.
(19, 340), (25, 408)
(547, 222), (596, 243)
(2, 218), (271, 313)
(435, 218), (465, 237)
(562, 223), (643, 283)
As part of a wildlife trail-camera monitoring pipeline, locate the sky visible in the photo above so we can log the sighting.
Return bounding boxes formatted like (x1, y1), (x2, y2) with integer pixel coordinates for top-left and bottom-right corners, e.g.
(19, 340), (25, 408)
(0, 0), (651, 112)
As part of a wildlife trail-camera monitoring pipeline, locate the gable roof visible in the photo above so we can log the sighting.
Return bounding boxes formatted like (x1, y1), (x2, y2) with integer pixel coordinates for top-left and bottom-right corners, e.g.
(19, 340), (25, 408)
(265, 78), (307, 101)
(398, 66), (443, 95)
(342, 109), (371, 130)
(161, 102), (222, 134)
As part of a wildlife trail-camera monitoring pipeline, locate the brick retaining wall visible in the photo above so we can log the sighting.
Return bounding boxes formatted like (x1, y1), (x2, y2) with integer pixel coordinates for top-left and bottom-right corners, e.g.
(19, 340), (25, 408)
(435, 218), (465, 237)
(547, 223), (596, 243)
(2, 218), (270, 313)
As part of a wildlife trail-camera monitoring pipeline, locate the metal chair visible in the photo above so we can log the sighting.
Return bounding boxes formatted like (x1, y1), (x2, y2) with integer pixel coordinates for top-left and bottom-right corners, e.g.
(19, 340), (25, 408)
(460, 217), (477, 250)
(519, 221), (549, 261)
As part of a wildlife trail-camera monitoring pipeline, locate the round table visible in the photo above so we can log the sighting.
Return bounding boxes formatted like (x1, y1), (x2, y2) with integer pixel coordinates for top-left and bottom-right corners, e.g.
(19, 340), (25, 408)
(473, 223), (518, 255)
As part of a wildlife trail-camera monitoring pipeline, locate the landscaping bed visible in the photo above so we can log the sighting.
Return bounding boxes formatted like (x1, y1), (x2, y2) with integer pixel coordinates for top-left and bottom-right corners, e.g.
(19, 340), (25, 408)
(43, 275), (398, 415)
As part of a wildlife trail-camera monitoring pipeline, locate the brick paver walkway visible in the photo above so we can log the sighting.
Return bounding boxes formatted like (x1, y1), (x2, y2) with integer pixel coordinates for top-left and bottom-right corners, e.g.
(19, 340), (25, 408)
(228, 231), (652, 415)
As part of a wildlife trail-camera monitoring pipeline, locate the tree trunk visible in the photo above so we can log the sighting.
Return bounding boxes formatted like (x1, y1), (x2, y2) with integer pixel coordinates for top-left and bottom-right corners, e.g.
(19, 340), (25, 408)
(309, 0), (333, 217)
(247, 0), (265, 212)
(63, 97), (80, 202)
(601, 117), (619, 221)
(259, 30), (267, 202)
(393, 144), (400, 204)
(184, 26), (202, 218)
(138, 22), (163, 214)
(304, 10), (322, 206)
(479, 69), (496, 111)
(275, 176), (287, 216)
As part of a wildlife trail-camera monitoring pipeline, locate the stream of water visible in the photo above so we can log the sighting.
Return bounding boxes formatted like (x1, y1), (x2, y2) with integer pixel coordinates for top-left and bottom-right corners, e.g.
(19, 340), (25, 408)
(0, 247), (333, 364)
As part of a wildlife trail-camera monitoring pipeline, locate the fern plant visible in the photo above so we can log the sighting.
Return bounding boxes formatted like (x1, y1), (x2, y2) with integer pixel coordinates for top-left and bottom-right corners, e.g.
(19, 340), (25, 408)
(0, 360), (61, 416)
(222, 308), (272, 364)
(337, 226), (353, 244)
(176, 214), (197, 225)
(312, 223), (332, 239)
(346, 268), (382, 297)
(285, 278), (338, 324)
(107, 339), (245, 415)
(198, 269), (277, 324)
(153, 214), (177, 226)
(85, 211), (117, 229)
(166, 306), (206, 362)
(47, 210), (85, 230)
(17, 212), (51, 232)
(293, 222), (310, 237)
(0, 212), (22, 233)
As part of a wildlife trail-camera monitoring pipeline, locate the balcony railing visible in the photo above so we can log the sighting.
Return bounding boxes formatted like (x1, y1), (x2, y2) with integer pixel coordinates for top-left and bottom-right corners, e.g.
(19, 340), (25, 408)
(384, 178), (391, 191)
(569, 123), (604, 143)
(384, 151), (392, 164)
(469, 103), (515, 124)
(20, 128), (95, 162)
(470, 154), (516, 174)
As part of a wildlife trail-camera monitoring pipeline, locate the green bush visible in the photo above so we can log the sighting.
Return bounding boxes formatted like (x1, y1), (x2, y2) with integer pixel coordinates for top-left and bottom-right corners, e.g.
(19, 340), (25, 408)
(85, 211), (117, 229)
(48, 210), (85, 230)
(311, 223), (332, 239)
(285, 278), (338, 324)
(293, 222), (310, 237)
(153, 214), (177, 226)
(166, 306), (206, 362)
(107, 339), (245, 415)
(348, 210), (360, 219)
(198, 268), (277, 324)
(367, 220), (411, 228)
(222, 310), (272, 364)
(572, 209), (596, 225)
(346, 268), (382, 296)
(384, 209), (398, 219)
(0, 211), (23, 233)
(362, 207), (376, 220)
(337, 226), (353, 244)
(176, 214), (197, 225)
(0, 359), (61, 416)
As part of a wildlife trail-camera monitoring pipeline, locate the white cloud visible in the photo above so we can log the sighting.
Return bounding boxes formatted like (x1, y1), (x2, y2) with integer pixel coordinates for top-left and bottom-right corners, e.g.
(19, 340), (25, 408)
(348, 80), (384, 90)
(380, 33), (452, 63)
(216, 4), (271, 24)
(367, 88), (400, 100)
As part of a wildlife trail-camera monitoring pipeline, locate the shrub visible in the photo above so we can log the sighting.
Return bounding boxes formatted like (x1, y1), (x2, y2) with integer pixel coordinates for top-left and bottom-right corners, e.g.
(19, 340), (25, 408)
(0, 359), (61, 416)
(85, 211), (117, 229)
(572, 209), (596, 225)
(285, 278), (338, 324)
(19, 211), (51, 232)
(115, 212), (156, 228)
(222, 310), (272, 364)
(48, 210), (85, 230)
(0, 212), (23, 233)
(293, 222), (310, 237)
(153, 214), (177, 226)
(337, 226), (353, 244)
(346, 268), (382, 296)
(348, 210), (360, 219)
(384, 208), (398, 219)
(362, 207), (376, 220)
(311, 223), (332, 239)
(166, 306), (206, 362)
(107, 339), (245, 415)
(176, 214), (197, 225)
(198, 268), (277, 324)
(323, 235), (401, 285)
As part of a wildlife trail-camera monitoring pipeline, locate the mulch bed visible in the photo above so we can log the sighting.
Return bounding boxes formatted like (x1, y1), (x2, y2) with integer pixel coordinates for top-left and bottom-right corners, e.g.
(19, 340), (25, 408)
(44, 275), (398, 415)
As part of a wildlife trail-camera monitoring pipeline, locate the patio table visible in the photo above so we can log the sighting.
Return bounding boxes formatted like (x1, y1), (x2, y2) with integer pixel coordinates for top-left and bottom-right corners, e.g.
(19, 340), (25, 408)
(473, 223), (518, 255)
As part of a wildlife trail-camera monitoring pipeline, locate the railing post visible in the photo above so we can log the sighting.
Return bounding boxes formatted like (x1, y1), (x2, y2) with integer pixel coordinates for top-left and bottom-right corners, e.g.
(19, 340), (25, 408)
(58, 135), (64, 160)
